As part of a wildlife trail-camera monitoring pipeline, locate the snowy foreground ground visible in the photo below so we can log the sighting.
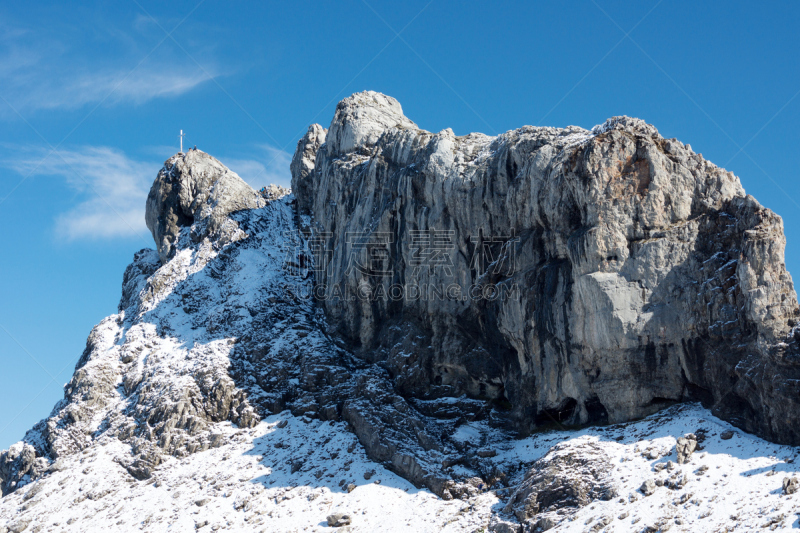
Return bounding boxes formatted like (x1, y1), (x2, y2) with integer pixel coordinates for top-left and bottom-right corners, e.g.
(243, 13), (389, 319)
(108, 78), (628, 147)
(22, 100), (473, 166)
(1, 403), (799, 532)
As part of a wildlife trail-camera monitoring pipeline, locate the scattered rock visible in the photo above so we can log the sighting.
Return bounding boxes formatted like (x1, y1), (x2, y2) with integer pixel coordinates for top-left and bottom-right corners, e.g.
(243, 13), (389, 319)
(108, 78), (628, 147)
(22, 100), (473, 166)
(720, 431), (735, 440)
(782, 477), (799, 495)
(665, 474), (689, 490)
(326, 513), (352, 527)
(488, 517), (521, 533)
(0, 443), (41, 496)
(6, 518), (31, 533)
(591, 516), (612, 531)
(47, 459), (66, 473)
(505, 441), (618, 524)
(258, 184), (289, 202)
(676, 434), (697, 464)
(533, 515), (558, 531)
(640, 479), (656, 496)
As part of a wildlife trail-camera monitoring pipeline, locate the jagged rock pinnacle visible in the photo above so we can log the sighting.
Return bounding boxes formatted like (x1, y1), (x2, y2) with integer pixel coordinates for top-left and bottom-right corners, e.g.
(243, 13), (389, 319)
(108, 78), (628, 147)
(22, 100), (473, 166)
(145, 149), (265, 263)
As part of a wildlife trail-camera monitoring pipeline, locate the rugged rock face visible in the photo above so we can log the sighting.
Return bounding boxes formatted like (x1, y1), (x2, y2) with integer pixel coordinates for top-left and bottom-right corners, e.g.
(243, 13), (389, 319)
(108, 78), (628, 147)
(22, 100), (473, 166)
(505, 440), (617, 528)
(291, 124), (326, 216)
(0, 149), (485, 501)
(3, 91), (800, 532)
(146, 149), (265, 263)
(0, 443), (43, 497)
(293, 90), (800, 444)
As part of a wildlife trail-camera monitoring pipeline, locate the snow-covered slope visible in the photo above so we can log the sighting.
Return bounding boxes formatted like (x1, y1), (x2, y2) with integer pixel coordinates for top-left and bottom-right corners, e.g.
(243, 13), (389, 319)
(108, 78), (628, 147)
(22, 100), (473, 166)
(3, 403), (800, 532)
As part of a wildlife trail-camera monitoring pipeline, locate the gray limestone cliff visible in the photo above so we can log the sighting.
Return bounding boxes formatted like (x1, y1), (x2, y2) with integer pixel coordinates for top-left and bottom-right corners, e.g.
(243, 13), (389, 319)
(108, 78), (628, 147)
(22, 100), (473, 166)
(293, 90), (800, 444)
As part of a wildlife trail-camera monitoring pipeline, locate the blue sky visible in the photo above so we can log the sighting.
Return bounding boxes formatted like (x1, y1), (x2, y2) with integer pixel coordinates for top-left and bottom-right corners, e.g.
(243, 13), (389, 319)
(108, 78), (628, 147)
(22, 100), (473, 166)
(0, 0), (798, 448)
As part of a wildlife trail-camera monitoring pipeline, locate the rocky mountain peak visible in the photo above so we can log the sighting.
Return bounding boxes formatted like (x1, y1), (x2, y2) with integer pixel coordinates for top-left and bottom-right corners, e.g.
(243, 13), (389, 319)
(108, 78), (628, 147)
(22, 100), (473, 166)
(326, 90), (417, 156)
(3, 92), (800, 532)
(590, 115), (660, 137)
(294, 91), (799, 444)
(290, 124), (326, 215)
(145, 149), (265, 263)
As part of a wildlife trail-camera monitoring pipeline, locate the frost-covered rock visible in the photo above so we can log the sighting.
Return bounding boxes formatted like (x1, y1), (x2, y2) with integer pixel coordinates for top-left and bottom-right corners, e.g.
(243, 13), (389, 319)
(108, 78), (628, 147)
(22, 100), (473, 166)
(640, 479), (657, 496)
(0, 443), (44, 496)
(295, 90), (800, 445)
(327, 512), (352, 527)
(782, 476), (799, 494)
(504, 440), (617, 527)
(146, 149), (265, 262)
(676, 433), (697, 464)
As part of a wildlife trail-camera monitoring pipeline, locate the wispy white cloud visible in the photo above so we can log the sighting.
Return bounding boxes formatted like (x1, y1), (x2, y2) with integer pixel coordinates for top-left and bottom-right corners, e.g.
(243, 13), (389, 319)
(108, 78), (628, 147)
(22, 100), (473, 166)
(5, 146), (153, 241)
(220, 145), (293, 190)
(0, 20), (217, 114)
(31, 69), (212, 111)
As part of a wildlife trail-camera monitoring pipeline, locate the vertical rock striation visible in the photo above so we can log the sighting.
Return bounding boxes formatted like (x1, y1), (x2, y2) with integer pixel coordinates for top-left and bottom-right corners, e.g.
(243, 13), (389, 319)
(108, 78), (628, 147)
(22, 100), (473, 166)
(293, 90), (800, 444)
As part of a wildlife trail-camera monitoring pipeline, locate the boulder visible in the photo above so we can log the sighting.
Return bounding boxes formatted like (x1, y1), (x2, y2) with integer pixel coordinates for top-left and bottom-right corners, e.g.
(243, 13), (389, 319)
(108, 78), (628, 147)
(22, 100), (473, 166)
(488, 517), (521, 533)
(640, 479), (657, 496)
(505, 441), (617, 524)
(327, 513), (352, 527)
(676, 433), (697, 464)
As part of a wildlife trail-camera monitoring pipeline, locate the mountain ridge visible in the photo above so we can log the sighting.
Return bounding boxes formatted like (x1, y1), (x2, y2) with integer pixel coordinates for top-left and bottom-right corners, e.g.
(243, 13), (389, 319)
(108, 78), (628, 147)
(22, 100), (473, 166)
(2, 92), (800, 532)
